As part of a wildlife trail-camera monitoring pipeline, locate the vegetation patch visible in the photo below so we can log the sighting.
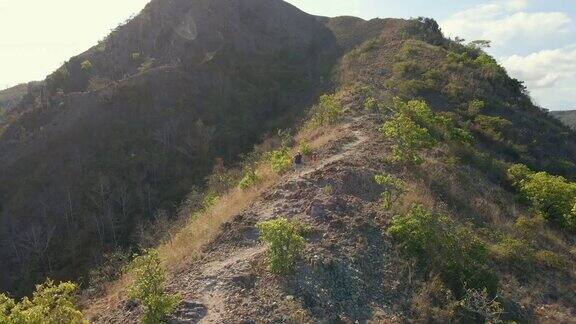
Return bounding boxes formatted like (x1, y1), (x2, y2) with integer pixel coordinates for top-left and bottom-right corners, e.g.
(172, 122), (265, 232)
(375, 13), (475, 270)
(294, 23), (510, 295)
(374, 173), (404, 209)
(380, 99), (471, 164)
(387, 206), (497, 296)
(308, 94), (344, 127)
(490, 237), (534, 267)
(508, 164), (576, 231)
(535, 250), (567, 270)
(0, 280), (86, 323)
(239, 167), (260, 190)
(257, 218), (305, 274)
(125, 249), (181, 324)
(267, 148), (292, 174)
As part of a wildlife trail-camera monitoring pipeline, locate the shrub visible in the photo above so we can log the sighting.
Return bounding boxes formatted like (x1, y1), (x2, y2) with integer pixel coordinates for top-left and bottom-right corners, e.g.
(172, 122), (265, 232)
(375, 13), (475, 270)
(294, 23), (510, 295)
(514, 215), (545, 237)
(298, 141), (312, 156)
(0, 294), (15, 323)
(0, 279), (86, 323)
(80, 60), (92, 71)
(126, 249), (181, 324)
(138, 57), (155, 73)
(360, 38), (379, 52)
(387, 206), (497, 296)
(374, 173), (404, 209)
(465, 99), (486, 116)
(507, 164), (576, 230)
(490, 237), (534, 266)
(189, 191), (219, 220)
(535, 250), (566, 270)
(473, 115), (511, 142)
(381, 99), (472, 164)
(393, 61), (424, 79)
(309, 94), (343, 126)
(256, 218), (305, 274)
(459, 288), (503, 323)
(364, 97), (378, 111)
(239, 167), (259, 190)
(267, 148), (292, 174)
(381, 112), (436, 164)
(411, 276), (458, 323)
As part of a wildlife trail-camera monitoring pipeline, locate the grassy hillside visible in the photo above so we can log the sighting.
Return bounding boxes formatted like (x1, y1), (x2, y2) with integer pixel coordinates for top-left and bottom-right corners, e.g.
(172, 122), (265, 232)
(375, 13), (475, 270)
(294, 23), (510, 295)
(82, 15), (576, 323)
(1, 3), (576, 323)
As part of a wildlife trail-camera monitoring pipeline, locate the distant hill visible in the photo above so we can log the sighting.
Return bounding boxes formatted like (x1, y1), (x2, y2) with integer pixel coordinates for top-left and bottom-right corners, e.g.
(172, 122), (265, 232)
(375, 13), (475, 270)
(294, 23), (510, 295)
(550, 110), (576, 129)
(0, 83), (28, 111)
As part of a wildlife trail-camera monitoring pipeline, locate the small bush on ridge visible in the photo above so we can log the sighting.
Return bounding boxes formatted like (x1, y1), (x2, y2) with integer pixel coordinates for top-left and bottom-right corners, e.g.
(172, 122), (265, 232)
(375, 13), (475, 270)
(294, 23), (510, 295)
(309, 94), (343, 126)
(239, 167), (259, 189)
(257, 218), (305, 274)
(298, 142), (312, 156)
(507, 164), (576, 231)
(387, 206), (497, 296)
(126, 249), (181, 324)
(374, 173), (404, 209)
(381, 112), (435, 164)
(267, 148), (292, 174)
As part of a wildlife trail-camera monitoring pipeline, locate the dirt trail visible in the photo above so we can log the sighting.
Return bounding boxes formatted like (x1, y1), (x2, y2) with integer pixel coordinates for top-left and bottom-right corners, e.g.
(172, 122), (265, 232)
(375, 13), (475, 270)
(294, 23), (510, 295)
(167, 117), (371, 323)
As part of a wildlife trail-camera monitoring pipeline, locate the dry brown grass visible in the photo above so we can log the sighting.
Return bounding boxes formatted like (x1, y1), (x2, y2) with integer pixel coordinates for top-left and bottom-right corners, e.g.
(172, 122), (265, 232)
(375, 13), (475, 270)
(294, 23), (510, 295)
(83, 122), (346, 317)
(159, 165), (277, 270)
(160, 123), (345, 271)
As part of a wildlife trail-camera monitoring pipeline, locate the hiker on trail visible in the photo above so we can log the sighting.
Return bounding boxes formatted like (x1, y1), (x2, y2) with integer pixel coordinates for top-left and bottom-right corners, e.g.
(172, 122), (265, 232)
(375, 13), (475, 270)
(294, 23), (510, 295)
(294, 152), (303, 171)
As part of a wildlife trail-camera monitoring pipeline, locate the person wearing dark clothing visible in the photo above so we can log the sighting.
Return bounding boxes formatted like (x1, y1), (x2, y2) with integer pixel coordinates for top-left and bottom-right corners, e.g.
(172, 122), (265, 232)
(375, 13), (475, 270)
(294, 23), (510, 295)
(294, 152), (303, 166)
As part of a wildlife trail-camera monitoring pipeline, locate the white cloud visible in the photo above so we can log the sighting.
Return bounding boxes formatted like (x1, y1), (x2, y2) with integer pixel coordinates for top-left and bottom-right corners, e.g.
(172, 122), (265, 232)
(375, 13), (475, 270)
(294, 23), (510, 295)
(501, 47), (576, 89)
(441, 0), (572, 45)
(501, 47), (576, 109)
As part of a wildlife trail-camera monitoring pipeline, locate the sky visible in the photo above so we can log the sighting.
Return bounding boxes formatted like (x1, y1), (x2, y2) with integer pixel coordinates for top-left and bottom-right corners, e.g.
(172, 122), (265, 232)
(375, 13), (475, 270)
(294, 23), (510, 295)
(0, 0), (574, 110)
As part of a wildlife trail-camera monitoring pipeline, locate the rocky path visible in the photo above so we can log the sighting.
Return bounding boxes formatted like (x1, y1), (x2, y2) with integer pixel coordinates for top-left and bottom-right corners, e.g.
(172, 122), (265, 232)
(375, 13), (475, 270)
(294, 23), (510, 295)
(167, 117), (371, 323)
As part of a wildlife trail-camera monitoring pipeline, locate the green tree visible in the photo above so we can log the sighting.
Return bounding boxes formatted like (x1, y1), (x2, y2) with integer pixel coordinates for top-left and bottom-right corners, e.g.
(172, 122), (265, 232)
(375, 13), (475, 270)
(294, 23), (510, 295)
(267, 148), (292, 174)
(381, 113), (435, 164)
(257, 218), (305, 274)
(374, 173), (404, 209)
(388, 206), (497, 296)
(508, 164), (576, 230)
(309, 94), (343, 126)
(126, 249), (181, 324)
(0, 280), (86, 323)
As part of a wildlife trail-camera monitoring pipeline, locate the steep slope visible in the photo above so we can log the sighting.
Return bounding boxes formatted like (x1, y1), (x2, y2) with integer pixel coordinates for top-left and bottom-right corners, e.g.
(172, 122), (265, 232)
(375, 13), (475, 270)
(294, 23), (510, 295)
(0, 84), (29, 112)
(85, 15), (576, 323)
(0, 83), (35, 131)
(0, 0), (339, 296)
(88, 115), (576, 323)
(551, 110), (576, 129)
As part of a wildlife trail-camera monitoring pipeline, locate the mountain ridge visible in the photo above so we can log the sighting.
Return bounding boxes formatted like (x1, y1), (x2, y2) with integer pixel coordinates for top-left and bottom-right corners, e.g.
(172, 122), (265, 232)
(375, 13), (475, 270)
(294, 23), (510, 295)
(551, 109), (576, 129)
(1, 1), (575, 322)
